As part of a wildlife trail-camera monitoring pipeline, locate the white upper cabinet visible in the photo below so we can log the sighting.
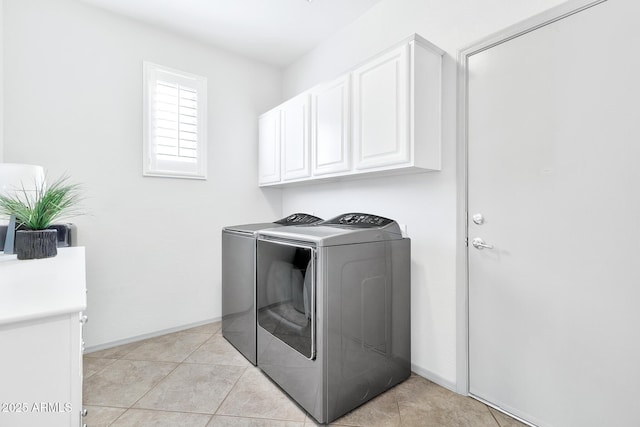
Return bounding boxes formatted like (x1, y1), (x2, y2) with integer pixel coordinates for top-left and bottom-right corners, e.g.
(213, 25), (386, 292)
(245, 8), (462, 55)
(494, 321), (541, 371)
(353, 37), (443, 172)
(410, 37), (444, 171)
(258, 109), (281, 185)
(281, 94), (311, 180)
(311, 74), (351, 176)
(353, 44), (410, 170)
(258, 34), (443, 187)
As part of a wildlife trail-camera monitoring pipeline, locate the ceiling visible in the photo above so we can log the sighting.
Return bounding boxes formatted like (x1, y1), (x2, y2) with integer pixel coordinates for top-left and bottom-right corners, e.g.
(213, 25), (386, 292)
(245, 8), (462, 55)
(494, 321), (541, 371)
(79, 0), (384, 67)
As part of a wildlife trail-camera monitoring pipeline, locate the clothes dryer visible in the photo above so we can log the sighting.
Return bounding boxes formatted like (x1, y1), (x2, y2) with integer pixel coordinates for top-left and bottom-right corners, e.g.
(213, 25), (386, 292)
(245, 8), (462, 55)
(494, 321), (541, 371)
(256, 213), (411, 424)
(221, 213), (322, 365)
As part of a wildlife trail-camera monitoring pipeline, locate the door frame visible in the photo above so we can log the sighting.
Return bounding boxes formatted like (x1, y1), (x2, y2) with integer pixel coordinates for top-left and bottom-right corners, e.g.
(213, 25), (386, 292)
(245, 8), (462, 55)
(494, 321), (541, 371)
(455, 0), (608, 396)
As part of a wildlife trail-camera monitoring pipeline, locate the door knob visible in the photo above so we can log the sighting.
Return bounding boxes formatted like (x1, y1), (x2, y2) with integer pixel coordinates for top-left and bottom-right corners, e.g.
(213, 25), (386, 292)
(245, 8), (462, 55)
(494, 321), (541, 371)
(472, 237), (493, 250)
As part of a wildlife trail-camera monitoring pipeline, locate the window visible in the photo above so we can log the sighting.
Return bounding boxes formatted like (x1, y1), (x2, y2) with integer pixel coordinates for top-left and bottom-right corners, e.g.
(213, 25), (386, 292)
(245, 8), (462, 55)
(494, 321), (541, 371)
(143, 62), (207, 179)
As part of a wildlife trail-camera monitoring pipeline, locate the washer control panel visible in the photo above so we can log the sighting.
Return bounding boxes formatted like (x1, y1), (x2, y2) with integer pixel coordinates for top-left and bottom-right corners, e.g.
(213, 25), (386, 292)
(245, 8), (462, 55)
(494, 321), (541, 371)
(275, 213), (323, 225)
(323, 213), (395, 228)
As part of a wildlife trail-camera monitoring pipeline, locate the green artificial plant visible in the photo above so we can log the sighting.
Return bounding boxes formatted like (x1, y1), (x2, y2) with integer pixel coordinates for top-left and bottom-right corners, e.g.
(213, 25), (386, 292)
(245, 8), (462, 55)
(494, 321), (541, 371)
(0, 175), (83, 230)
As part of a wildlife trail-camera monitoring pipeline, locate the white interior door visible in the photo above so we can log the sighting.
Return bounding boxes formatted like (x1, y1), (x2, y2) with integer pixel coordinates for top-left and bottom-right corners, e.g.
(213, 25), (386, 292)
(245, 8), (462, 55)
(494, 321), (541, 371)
(467, 1), (640, 426)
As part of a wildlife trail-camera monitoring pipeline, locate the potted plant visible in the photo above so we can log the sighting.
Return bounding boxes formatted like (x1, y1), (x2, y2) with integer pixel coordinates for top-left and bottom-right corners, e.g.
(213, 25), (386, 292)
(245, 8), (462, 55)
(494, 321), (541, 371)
(0, 175), (83, 260)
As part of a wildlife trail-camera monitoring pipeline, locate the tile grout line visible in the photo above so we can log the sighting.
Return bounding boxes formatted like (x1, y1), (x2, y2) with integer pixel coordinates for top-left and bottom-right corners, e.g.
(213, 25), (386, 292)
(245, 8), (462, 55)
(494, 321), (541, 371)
(488, 406), (503, 427)
(100, 325), (222, 425)
(117, 331), (215, 364)
(104, 343), (137, 427)
(83, 339), (151, 425)
(251, 368), (312, 424)
(83, 357), (119, 380)
(108, 340), (184, 427)
(107, 406), (128, 427)
(209, 331), (311, 423)
(83, 324), (218, 425)
(102, 332), (206, 425)
(210, 364), (250, 418)
(213, 412), (310, 424)
(396, 393), (403, 427)
(106, 408), (215, 426)
(123, 333), (214, 411)
(125, 360), (183, 408)
(180, 330), (219, 363)
(90, 323), (454, 426)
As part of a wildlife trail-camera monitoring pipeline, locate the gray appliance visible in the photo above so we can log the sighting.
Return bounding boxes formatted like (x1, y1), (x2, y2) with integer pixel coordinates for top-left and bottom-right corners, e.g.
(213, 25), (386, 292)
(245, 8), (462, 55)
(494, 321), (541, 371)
(256, 213), (411, 424)
(221, 213), (322, 365)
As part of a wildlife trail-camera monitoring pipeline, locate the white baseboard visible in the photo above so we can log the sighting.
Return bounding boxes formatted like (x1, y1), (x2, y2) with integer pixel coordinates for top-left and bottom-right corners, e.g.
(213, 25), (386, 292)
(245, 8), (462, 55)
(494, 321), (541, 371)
(411, 363), (458, 394)
(84, 317), (221, 354)
(87, 323), (461, 400)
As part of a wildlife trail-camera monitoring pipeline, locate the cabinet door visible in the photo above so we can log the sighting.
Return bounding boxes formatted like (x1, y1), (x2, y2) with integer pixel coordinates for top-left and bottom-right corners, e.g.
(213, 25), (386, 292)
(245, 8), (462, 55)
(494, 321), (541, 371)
(0, 314), (81, 427)
(281, 94), (311, 180)
(352, 44), (410, 170)
(311, 75), (351, 176)
(258, 109), (281, 185)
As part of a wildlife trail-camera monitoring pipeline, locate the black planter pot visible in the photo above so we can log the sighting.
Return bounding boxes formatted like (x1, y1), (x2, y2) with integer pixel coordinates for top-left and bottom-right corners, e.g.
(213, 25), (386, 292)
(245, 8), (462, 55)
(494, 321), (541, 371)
(15, 229), (58, 260)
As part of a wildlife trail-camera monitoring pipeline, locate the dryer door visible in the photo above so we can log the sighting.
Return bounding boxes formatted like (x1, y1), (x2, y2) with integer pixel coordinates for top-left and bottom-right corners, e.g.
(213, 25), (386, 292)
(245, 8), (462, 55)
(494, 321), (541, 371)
(257, 239), (316, 360)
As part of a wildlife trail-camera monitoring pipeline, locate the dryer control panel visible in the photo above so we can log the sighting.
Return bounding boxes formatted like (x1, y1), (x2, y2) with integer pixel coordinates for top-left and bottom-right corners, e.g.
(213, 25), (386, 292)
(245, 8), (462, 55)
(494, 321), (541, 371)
(275, 213), (323, 225)
(323, 213), (395, 228)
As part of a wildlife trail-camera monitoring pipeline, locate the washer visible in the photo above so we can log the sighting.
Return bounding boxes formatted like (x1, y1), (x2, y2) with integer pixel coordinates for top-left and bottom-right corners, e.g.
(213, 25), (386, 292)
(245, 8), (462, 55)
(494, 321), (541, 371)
(256, 213), (411, 424)
(221, 213), (322, 365)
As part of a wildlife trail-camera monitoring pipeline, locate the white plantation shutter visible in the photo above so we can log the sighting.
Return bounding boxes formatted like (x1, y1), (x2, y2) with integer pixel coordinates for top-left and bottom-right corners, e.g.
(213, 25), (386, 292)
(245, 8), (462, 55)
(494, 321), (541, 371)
(143, 62), (207, 179)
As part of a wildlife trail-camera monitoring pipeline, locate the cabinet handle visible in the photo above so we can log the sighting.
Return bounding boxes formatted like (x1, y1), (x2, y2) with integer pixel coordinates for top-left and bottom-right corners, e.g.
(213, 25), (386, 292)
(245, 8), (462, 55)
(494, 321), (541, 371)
(82, 408), (88, 416)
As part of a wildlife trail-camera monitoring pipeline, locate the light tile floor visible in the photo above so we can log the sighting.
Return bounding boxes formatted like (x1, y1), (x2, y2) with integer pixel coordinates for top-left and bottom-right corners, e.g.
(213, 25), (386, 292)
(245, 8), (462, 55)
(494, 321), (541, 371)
(83, 322), (526, 427)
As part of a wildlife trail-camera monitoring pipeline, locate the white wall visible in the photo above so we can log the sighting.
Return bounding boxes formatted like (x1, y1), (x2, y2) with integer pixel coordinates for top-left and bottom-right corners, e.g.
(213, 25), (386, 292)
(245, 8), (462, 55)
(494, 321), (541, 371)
(0, 0), (3, 162)
(281, 0), (566, 388)
(3, 0), (282, 348)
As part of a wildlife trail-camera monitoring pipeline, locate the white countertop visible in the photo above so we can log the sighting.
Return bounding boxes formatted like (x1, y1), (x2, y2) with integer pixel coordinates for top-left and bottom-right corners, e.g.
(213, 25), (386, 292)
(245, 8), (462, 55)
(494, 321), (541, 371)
(0, 247), (87, 325)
